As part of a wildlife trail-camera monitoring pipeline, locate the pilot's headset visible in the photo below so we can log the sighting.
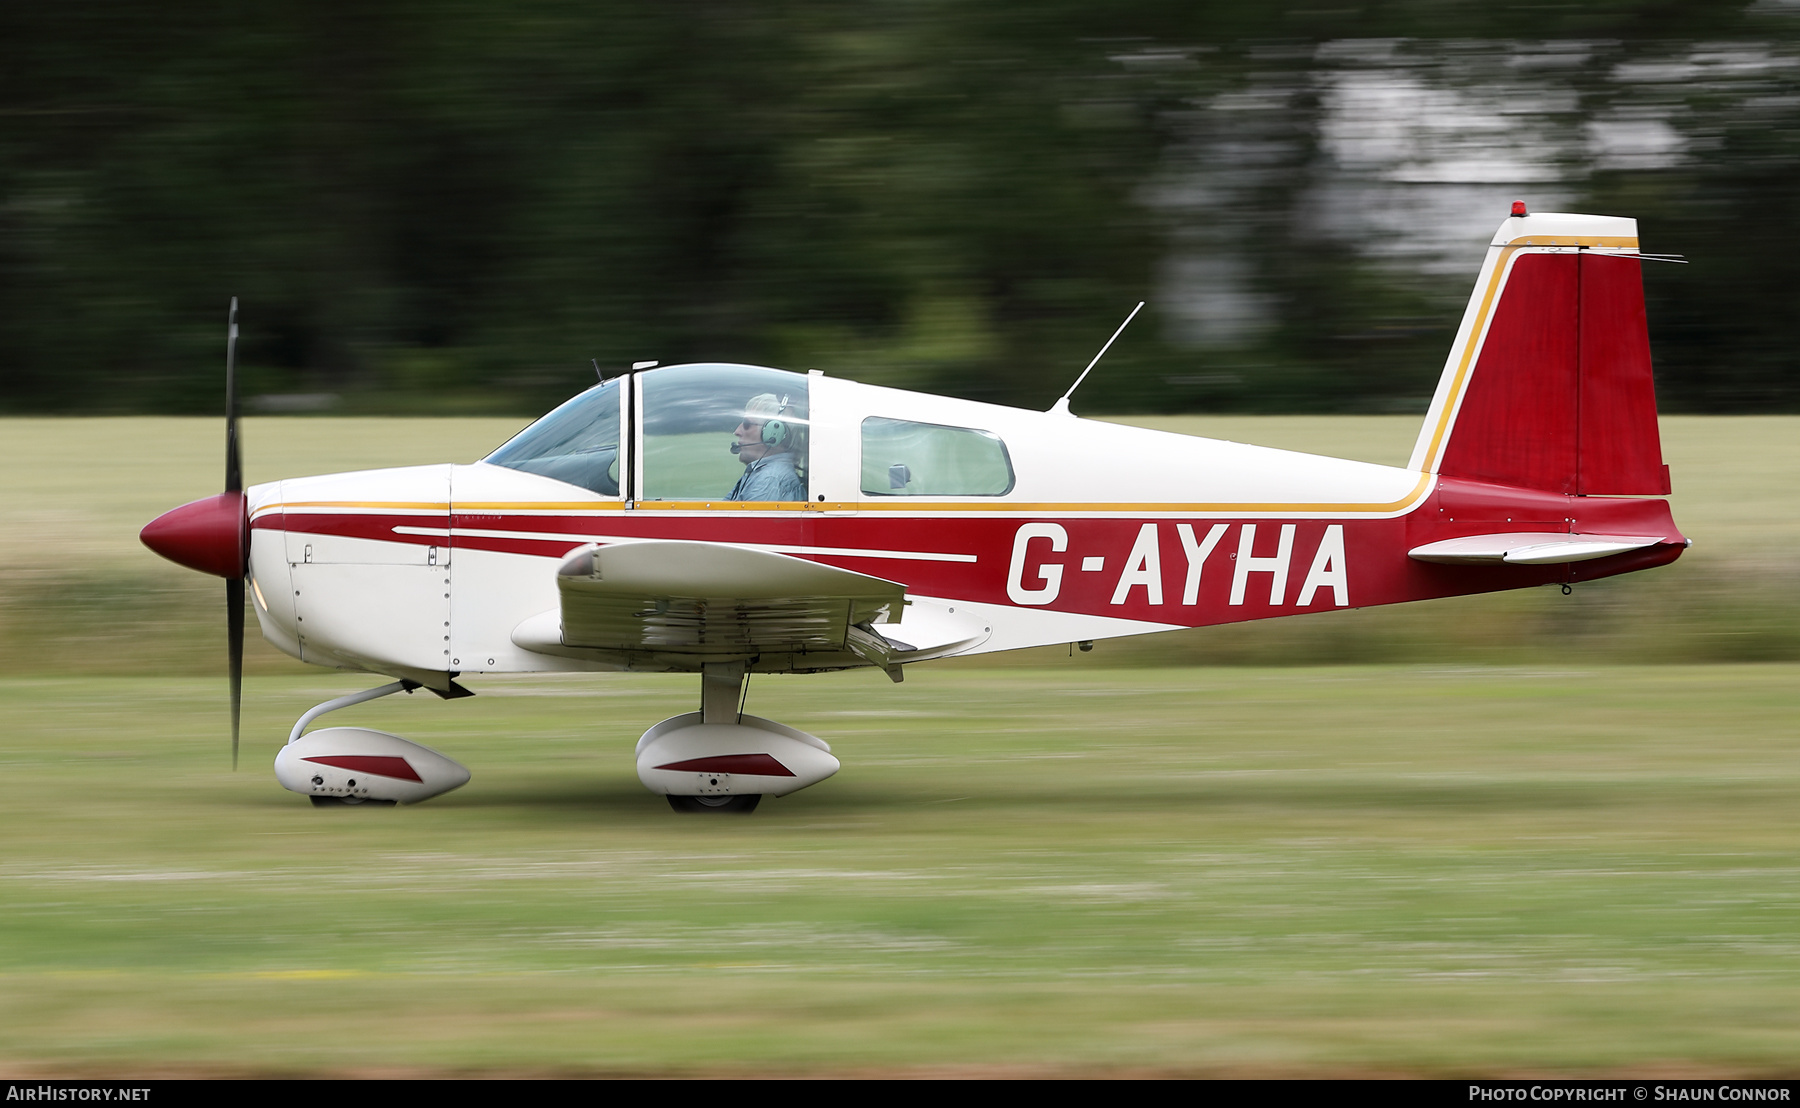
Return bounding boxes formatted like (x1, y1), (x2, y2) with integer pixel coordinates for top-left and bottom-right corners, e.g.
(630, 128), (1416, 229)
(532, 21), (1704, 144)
(745, 393), (793, 447)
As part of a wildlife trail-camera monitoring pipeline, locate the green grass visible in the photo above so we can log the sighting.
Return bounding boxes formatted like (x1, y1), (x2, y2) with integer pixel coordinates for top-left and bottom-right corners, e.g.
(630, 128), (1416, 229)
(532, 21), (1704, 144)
(1, 665), (1797, 1075)
(1106, 413), (1800, 555)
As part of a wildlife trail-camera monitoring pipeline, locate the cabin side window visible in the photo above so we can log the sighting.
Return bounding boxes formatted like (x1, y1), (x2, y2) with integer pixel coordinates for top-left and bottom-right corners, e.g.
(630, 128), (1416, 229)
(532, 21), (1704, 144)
(484, 378), (621, 496)
(860, 417), (1014, 496)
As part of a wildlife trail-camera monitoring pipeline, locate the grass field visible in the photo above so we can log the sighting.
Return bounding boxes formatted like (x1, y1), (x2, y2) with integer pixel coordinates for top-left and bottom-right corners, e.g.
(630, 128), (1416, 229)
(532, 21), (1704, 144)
(3, 665), (1798, 1076)
(0, 415), (1796, 1075)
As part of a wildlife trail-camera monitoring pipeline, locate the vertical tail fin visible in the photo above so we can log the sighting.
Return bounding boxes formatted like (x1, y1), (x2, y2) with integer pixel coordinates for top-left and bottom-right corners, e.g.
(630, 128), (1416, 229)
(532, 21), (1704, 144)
(1408, 212), (1671, 496)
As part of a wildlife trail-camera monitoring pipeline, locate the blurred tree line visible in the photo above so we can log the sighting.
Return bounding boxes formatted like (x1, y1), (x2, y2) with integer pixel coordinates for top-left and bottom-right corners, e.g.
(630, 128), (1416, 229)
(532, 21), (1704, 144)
(1, 0), (1793, 417)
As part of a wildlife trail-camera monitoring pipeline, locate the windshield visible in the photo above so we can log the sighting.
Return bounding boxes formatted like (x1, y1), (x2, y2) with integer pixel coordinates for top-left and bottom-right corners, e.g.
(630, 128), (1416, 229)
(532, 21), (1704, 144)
(640, 363), (809, 502)
(485, 379), (621, 496)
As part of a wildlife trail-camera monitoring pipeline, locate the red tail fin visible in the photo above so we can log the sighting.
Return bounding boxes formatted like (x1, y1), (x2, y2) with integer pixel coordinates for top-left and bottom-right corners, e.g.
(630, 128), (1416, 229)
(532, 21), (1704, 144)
(1410, 213), (1671, 496)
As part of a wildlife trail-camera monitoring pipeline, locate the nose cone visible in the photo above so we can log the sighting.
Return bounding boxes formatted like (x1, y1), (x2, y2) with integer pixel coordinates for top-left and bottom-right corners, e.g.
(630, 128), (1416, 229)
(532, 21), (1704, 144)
(140, 492), (248, 578)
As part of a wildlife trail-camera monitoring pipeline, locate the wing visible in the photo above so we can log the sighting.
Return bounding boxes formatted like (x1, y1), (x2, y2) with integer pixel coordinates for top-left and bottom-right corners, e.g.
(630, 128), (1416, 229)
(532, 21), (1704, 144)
(512, 540), (908, 672)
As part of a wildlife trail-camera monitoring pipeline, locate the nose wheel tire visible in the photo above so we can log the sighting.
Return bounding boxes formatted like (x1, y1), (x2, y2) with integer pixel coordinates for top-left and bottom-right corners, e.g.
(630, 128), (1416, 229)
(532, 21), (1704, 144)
(668, 794), (762, 814)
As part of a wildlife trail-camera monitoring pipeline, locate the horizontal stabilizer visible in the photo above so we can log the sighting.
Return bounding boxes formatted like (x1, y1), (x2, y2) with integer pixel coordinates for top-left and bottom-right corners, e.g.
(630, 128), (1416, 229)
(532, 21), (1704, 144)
(1408, 532), (1668, 566)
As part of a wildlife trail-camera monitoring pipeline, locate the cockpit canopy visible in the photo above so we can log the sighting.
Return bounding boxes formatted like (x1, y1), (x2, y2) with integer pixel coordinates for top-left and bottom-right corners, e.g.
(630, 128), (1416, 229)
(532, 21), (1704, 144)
(485, 363), (810, 502)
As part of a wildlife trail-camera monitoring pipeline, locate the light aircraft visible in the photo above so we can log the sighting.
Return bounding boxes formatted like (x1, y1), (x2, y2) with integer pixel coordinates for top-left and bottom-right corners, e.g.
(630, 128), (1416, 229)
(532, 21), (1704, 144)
(141, 206), (1687, 812)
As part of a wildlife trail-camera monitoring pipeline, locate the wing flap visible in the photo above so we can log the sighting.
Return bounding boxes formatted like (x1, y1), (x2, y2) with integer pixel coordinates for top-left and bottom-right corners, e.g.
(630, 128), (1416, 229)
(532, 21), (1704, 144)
(547, 541), (906, 657)
(1408, 532), (1668, 565)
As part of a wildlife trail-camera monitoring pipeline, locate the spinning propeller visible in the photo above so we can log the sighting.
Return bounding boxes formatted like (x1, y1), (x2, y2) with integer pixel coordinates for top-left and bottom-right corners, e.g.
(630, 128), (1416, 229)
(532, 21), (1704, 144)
(139, 299), (250, 767)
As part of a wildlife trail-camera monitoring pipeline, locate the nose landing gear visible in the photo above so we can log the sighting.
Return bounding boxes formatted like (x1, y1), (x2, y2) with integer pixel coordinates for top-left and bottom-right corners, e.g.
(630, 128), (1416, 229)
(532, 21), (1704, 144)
(275, 680), (472, 806)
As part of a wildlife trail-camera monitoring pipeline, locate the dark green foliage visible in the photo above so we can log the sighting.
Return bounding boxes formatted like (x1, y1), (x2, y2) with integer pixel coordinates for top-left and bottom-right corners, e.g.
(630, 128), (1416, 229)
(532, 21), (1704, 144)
(1, 2), (1795, 414)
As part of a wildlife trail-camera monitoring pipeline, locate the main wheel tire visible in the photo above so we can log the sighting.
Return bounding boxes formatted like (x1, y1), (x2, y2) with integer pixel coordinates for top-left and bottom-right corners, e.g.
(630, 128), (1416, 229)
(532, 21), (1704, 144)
(310, 796), (397, 807)
(667, 794), (762, 814)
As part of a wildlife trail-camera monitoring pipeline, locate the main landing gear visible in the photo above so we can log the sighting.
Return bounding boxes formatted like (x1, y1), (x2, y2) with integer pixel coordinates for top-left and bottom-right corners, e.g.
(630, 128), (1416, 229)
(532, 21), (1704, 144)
(639, 662), (840, 815)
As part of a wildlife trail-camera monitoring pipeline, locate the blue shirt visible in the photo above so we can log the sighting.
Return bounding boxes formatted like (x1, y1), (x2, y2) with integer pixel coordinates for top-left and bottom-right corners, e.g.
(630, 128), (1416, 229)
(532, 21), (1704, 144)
(727, 451), (806, 502)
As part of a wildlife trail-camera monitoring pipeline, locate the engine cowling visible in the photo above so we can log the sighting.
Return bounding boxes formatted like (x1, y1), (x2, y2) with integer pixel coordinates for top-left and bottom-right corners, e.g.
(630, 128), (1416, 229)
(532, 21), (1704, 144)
(636, 713), (839, 799)
(275, 727), (471, 804)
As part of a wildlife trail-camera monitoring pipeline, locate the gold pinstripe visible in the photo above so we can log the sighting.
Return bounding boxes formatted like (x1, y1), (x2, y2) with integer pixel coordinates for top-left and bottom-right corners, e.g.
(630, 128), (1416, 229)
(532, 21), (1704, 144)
(252, 471), (1433, 521)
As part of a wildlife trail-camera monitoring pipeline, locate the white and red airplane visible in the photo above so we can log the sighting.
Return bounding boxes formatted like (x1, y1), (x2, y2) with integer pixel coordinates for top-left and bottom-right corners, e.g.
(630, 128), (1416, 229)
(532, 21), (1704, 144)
(141, 206), (1686, 812)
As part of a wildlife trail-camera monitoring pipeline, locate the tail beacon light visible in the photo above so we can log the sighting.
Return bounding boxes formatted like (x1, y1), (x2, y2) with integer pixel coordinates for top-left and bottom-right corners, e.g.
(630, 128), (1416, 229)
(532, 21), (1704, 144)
(636, 713), (839, 800)
(275, 727), (471, 805)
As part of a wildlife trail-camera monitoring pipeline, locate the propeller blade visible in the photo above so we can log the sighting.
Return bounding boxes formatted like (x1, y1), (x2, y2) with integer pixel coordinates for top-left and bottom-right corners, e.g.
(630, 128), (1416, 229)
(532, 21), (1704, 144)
(224, 298), (244, 769)
(228, 575), (244, 770)
(225, 297), (241, 494)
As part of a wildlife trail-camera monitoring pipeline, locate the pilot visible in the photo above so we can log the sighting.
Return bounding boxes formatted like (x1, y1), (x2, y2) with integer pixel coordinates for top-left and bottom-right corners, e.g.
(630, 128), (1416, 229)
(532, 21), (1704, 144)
(726, 392), (806, 502)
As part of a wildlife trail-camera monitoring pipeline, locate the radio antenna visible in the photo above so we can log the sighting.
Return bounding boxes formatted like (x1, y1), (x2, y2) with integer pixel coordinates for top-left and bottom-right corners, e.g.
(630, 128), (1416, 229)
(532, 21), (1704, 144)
(1050, 301), (1144, 415)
